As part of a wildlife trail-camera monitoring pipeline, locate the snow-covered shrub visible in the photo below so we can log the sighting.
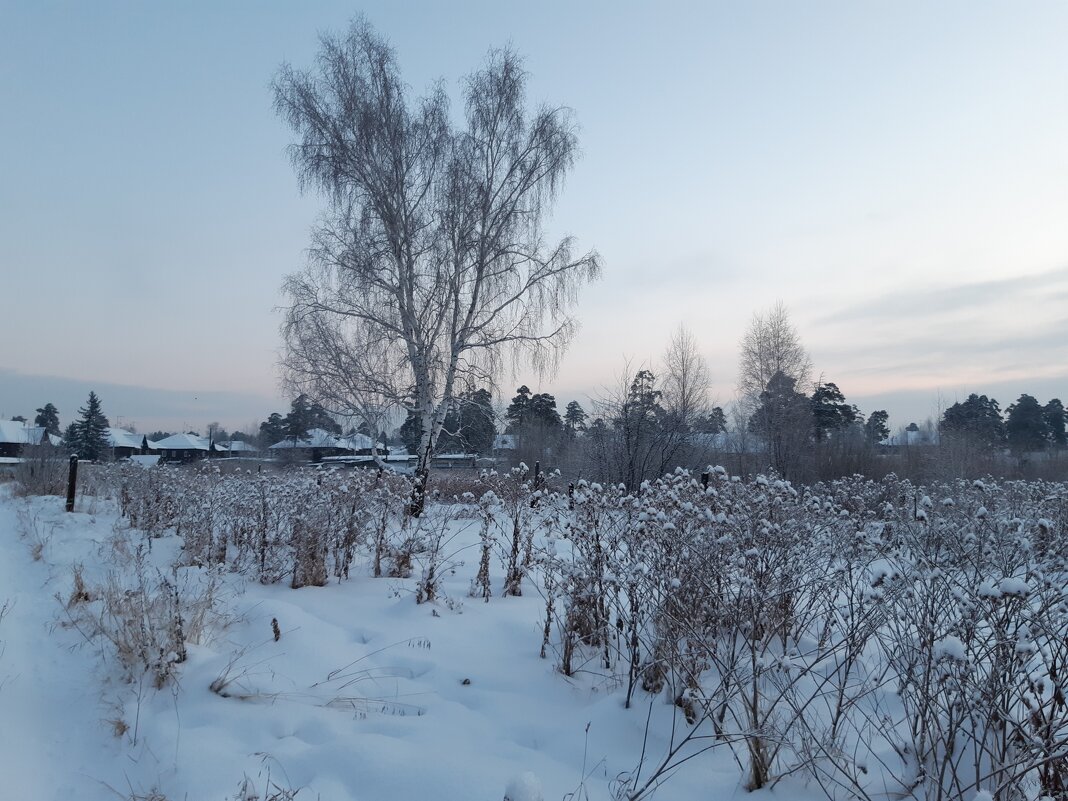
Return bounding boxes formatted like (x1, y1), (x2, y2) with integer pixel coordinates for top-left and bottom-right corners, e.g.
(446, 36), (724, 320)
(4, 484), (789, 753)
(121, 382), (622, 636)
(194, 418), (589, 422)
(11, 445), (69, 497)
(62, 542), (228, 688)
(91, 464), (413, 587)
(414, 502), (474, 604)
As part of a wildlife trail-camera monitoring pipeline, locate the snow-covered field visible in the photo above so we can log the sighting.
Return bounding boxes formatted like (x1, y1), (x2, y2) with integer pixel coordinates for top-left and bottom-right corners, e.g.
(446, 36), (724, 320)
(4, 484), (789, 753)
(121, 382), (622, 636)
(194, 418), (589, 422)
(0, 476), (724, 801)
(3, 466), (1068, 801)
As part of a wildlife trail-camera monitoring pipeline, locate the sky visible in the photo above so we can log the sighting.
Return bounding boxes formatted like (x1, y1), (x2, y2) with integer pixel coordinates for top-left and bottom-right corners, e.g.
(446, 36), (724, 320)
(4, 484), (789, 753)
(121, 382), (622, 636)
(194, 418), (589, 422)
(2, 1), (1067, 434)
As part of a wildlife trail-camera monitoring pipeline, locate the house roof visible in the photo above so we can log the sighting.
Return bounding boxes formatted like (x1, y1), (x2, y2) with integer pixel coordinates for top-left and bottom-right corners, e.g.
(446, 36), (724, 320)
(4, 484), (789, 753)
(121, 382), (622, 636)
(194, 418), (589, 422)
(270, 428), (344, 450)
(107, 428), (146, 450)
(340, 433), (375, 451)
(269, 429), (385, 452)
(218, 440), (258, 452)
(0, 421), (48, 445)
(153, 433), (210, 450)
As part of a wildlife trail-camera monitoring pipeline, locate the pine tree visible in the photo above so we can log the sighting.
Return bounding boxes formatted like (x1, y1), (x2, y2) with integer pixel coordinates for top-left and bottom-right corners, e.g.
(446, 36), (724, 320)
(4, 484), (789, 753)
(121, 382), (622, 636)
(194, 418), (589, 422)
(940, 394), (1005, 452)
(1006, 394), (1050, 455)
(34, 403), (60, 436)
(810, 382), (859, 442)
(308, 402), (342, 434)
(564, 400), (588, 437)
(505, 386), (532, 433)
(457, 388), (496, 454)
(259, 413), (286, 447)
(1044, 399), (1066, 448)
(698, 406), (727, 435)
(399, 410), (424, 454)
(433, 389), (496, 455)
(284, 395), (313, 442)
(73, 391), (110, 461)
(748, 371), (811, 478)
(528, 393), (562, 431)
(864, 410), (890, 445)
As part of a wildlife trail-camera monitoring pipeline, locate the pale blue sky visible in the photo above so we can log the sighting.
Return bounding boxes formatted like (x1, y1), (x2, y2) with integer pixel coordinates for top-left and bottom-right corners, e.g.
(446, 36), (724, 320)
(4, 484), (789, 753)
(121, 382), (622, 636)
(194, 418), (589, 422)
(2, 1), (1067, 432)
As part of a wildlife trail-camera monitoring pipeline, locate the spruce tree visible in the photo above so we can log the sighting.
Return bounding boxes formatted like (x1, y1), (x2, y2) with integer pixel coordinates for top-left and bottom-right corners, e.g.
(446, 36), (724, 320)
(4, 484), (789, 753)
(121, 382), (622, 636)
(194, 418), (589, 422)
(74, 391), (110, 461)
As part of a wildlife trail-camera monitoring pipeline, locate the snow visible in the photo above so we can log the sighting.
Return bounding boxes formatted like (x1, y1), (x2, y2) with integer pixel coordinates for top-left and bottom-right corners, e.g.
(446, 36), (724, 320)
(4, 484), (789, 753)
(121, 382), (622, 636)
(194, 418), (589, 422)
(934, 636), (966, 662)
(0, 486), (742, 801)
(997, 577), (1030, 596)
(153, 432), (211, 450)
(7, 466), (1056, 800)
(503, 772), (544, 801)
(105, 427), (147, 450)
(0, 420), (49, 445)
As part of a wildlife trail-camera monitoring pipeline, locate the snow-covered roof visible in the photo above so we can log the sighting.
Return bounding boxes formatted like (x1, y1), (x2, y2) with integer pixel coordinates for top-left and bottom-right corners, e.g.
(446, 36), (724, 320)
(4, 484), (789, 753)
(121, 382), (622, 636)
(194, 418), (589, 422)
(107, 428), (146, 450)
(153, 433), (210, 451)
(0, 421), (48, 445)
(269, 428), (342, 450)
(340, 433), (375, 451)
(218, 440), (258, 453)
(268, 429), (381, 451)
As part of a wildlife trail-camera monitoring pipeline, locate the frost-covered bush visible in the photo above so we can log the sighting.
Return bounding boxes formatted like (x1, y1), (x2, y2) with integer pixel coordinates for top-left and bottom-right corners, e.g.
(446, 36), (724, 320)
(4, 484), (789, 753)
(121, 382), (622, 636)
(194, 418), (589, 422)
(62, 541), (227, 689)
(96, 464), (412, 586)
(76, 461), (1068, 798)
(537, 470), (1068, 800)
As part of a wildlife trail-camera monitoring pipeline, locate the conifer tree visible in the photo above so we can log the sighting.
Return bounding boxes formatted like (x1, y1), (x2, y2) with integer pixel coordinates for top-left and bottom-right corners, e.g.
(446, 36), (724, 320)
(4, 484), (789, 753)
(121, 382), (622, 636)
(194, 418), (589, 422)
(564, 401), (588, 437)
(284, 395), (313, 442)
(1006, 394), (1050, 455)
(1044, 399), (1066, 447)
(73, 391), (110, 461)
(34, 403), (60, 436)
(864, 410), (890, 445)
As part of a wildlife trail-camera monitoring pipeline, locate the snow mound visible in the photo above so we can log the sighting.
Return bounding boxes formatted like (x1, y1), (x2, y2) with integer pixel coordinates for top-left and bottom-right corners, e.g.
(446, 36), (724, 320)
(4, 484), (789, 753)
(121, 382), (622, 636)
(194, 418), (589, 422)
(504, 772), (544, 801)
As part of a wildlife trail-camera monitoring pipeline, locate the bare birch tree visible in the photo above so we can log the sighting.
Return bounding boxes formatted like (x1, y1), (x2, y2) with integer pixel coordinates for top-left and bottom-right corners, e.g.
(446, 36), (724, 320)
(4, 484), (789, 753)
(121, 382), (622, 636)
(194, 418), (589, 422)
(273, 19), (600, 512)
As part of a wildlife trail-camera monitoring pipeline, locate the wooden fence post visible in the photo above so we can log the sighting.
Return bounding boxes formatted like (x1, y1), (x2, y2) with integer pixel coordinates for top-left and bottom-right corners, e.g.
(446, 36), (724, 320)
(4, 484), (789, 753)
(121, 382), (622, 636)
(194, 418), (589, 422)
(65, 455), (78, 512)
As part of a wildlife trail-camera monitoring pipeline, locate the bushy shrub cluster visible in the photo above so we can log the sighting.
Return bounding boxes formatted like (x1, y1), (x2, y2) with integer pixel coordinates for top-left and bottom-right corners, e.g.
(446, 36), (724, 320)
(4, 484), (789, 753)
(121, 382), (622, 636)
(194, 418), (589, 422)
(103, 464), (413, 587)
(534, 470), (1068, 799)
(66, 461), (1068, 797)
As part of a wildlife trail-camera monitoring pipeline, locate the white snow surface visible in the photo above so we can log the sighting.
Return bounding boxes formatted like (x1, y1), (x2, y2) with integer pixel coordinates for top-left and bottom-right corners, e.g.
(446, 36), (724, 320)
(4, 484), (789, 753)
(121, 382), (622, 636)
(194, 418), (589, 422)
(0, 487), (761, 801)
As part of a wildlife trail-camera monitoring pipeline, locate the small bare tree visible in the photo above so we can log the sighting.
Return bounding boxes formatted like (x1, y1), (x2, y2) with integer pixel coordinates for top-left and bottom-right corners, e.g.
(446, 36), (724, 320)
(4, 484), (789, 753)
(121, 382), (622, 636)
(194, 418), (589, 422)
(273, 19), (600, 514)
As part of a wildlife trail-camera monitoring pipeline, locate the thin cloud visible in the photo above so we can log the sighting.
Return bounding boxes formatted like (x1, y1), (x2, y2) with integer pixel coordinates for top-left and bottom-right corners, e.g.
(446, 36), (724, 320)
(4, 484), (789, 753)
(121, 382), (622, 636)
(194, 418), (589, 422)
(817, 265), (1068, 325)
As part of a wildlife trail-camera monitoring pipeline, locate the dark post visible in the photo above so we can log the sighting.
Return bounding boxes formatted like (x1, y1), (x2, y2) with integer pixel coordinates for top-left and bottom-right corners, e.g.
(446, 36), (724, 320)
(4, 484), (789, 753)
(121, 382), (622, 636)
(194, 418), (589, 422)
(531, 460), (542, 508)
(65, 455), (78, 512)
(701, 471), (710, 489)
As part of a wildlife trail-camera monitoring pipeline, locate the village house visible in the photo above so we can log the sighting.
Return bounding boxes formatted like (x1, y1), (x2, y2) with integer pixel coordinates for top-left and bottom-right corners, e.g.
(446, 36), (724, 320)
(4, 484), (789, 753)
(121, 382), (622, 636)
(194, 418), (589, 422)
(0, 421), (61, 459)
(154, 432), (211, 463)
